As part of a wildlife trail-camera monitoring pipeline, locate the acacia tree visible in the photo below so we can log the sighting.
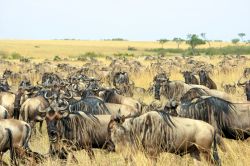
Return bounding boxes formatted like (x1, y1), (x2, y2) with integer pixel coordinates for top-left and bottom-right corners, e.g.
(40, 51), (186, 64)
(158, 39), (169, 48)
(186, 34), (206, 56)
(200, 33), (211, 47)
(238, 33), (246, 42)
(173, 37), (184, 49)
(232, 38), (240, 45)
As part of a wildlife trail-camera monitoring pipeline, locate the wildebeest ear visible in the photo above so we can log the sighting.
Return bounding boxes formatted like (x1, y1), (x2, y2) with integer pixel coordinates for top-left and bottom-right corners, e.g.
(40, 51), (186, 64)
(121, 115), (125, 123)
(62, 111), (69, 118)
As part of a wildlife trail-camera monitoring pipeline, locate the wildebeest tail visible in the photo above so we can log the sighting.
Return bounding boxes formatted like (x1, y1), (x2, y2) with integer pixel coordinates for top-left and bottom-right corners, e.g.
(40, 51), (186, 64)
(23, 124), (32, 150)
(6, 128), (17, 165)
(212, 130), (221, 166)
(4, 110), (8, 119)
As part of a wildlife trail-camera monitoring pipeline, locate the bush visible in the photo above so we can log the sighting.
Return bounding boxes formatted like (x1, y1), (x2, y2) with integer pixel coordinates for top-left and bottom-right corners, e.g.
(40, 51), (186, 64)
(11, 52), (22, 59)
(53, 55), (61, 61)
(77, 52), (103, 61)
(128, 46), (137, 51)
(147, 46), (250, 56)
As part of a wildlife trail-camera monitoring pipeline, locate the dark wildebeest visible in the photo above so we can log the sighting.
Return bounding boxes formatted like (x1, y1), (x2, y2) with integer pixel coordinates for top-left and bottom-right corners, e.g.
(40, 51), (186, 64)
(238, 80), (250, 101)
(154, 79), (232, 101)
(45, 101), (114, 161)
(108, 111), (221, 165)
(171, 88), (250, 140)
(182, 71), (199, 85)
(98, 89), (142, 112)
(113, 71), (130, 87)
(0, 79), (10, 92)
(198, 69), (217, 89)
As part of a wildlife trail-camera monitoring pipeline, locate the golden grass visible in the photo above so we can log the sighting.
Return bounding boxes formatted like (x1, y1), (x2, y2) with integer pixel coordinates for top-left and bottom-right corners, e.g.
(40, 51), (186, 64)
(0, 40), (240, 59)
(1, 41), (250, 165)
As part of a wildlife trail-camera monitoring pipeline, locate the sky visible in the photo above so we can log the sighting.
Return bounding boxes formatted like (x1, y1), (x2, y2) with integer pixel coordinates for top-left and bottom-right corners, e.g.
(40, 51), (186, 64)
(0, 0), (250, 41)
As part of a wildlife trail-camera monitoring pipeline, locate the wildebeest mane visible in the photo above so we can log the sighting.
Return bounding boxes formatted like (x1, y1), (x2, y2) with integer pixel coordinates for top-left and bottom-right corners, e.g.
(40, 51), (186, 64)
(57, 112), (100, 149)
(163, 81), (186, 101)
(69, 96), (110, 115)
(102, 89), (115, 102)
(126, 111), (176, 150)
(180, 88), (208, 103)
(180, 96), (237, 130)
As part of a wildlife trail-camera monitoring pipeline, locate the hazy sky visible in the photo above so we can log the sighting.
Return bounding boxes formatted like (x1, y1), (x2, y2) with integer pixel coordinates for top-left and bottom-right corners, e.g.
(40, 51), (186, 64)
(1, 0), (250, 41)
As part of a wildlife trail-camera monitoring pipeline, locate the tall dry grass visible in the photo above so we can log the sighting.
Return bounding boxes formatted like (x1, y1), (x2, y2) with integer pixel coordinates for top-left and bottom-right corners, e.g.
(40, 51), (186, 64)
(0, 41), (250, 165)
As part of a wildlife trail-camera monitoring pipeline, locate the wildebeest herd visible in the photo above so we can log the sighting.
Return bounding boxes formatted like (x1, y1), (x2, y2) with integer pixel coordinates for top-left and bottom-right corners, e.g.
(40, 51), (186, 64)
(0, 55), (250, 165)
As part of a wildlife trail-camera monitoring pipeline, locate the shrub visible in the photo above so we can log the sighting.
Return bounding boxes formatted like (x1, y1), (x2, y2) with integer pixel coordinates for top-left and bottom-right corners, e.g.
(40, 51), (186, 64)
(53, 55), (61, 61)
(11, 52), (22, 59)
(128, 46), (137, 51)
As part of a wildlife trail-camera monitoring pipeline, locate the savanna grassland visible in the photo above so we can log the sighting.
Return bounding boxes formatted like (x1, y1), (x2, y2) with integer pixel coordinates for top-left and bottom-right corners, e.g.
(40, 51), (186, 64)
(1, 40), (250, 166)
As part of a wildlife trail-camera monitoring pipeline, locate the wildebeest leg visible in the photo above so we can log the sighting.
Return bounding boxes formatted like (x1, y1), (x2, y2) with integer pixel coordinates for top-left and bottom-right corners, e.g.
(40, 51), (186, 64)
(190, 147), (201, 166)
(39, 121), (43, 134)
(30, 121), (36, 135)
(216, 134), (227, 152)
(86, 148), (95, 160)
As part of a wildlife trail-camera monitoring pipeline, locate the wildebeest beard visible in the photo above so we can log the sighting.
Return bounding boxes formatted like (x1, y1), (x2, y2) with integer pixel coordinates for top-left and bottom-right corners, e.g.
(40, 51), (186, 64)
(47, 113), (100, 157)
(154, 81), (161, 100)
(246, 82), (250, 101)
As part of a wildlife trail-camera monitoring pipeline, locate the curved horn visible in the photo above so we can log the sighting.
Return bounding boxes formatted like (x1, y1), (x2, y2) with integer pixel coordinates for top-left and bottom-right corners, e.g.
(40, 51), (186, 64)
(237, 77), (247, 86)
(38, 107), (50, 113)
(63, 91), (73, 99)
(58, 100), (69, 111)
(44, 91), (53, 99)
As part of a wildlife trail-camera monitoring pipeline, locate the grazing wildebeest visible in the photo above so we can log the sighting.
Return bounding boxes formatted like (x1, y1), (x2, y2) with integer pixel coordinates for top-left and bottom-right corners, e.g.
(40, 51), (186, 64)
(0, 79), (10, 92)
(172, 90), (250, 139)
(45, 102), (114, 161)
(153, 79), (208, 101)
(221, 82), (236, 94)
(113, 71), (130, 87)
(99, 89), (142, 112)
(0, 119), (33, 165)
(238, 80), (250, 101)
(154, 79), (232, 101)
(108, 111), (220, 165)
(182, 71), (199, 84)
(198, 69), (217, 89)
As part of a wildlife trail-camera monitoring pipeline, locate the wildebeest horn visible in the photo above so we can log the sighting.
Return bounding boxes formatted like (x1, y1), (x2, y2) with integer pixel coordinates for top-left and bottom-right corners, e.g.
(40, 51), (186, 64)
(237, 77), (247, 86)
(58, 100), (69, 111)
(44, 91), (53, 99)
(38, 107), (50, 113)
(63, 91), (73, 99)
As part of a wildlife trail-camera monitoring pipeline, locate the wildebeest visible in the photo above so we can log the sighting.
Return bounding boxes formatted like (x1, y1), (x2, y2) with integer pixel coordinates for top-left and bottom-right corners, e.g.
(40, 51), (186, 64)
(0, 79), (10, 92)
(182, 71), (199, 84)
(108, 111), (220, 165)
(198, 69), (217, 89)
(99, 89), (142, 112)
(0, 92), (15, 117)
(154, 80), (232, 101)
(113, 71), (129, 87)
(20, 94), (49, 133)
(171, 89), (250, 139)
(0, 119), (32, 165)
(45, 102), (114, 160)
(221, 82), (236, 94)
(237, 80), (250, 101)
